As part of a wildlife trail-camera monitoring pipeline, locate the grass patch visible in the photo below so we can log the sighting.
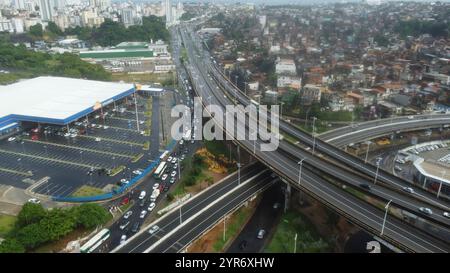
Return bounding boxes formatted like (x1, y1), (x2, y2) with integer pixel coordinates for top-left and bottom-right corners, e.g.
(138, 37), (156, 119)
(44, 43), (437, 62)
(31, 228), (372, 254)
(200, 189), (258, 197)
(0, 214), (17, 237)
(212, 205), (253, 252)
(265, 210), (330, 253)
(132, 153), (144, 163)
(110, 165), (126, 177)
(143, 142), (150, 151)
(70, 185), (105, 197)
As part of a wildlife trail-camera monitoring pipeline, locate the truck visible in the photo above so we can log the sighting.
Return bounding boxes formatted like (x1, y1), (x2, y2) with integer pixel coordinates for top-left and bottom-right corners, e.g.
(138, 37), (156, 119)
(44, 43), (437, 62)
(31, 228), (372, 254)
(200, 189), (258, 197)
(150, 189), (160, 202)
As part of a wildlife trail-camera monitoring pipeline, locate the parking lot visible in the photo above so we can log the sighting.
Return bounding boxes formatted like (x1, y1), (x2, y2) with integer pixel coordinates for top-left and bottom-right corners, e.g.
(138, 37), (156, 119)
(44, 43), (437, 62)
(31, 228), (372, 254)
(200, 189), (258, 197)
(0, 93), (159, 197)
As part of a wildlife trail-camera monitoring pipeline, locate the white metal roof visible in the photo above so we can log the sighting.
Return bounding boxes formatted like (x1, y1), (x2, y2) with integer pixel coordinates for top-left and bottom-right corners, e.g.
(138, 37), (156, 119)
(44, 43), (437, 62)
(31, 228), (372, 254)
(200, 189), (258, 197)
(0, 76), (134, 123)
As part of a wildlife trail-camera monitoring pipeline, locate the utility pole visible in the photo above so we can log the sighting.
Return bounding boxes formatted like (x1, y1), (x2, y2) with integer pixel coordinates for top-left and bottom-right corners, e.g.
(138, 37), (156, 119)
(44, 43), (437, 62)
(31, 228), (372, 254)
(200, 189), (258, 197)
(312, 117), (317, 154)
(298, 159), (305, 185)
(364, 141), (371, 163)
(374, 162), (380, 185)
(380, 200), (392, 236)
(294, 233), (298, 253)
(134, 92), (140, 132)
(237, 145), (241, 185)
(223, 216), (226, 242)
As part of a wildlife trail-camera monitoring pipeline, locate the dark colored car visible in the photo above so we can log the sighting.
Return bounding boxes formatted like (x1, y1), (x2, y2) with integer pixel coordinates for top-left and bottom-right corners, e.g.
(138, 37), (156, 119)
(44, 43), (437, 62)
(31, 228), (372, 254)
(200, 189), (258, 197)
(164, 185), (169, 192)
(239, 240), (247, 250)
(131, 222), (140, 233)
(359, 183), (371, 190)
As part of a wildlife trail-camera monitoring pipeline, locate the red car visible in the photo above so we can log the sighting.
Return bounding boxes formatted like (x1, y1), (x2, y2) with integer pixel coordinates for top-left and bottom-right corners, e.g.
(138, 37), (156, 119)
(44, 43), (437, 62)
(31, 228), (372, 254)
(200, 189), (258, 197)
(31, 135), (39, 141)
(120, 197), (130, 206)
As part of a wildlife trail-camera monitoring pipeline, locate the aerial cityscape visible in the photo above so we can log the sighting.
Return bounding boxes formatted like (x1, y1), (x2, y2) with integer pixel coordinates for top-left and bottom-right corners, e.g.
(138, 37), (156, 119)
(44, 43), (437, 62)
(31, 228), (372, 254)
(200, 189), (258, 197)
(0, 0), (449, 259)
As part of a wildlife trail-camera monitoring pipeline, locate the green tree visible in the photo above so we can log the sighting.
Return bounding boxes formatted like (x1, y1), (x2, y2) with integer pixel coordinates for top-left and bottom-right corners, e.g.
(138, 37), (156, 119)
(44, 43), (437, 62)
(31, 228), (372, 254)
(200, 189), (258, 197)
(0, 238), (25, 253)
(74, 203), (110, 229)
(16, 203), (46, 228)
(46, 22), (63, 36)
(16, 223), (50, 249)
(29, 24), (43, 39)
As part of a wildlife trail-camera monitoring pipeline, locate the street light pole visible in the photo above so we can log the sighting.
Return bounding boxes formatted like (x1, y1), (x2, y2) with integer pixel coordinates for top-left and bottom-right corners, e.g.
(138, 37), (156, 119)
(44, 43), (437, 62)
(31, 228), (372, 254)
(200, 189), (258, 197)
(364, 141), (371, 163)
(237, 145), (241, 185)
(437, 170), (445, 198)
(298, 159), (305, 185)
(223, 216), (226, 242)
(374, 162), (380, 185)
(312, 117), (317, 155)
(380, 200), (392, 236)
(294, 233), (298, 253)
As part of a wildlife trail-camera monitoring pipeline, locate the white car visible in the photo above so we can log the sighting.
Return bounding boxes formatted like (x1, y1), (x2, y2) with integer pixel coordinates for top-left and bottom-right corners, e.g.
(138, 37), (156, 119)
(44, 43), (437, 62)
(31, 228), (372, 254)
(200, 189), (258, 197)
(103, 126), (110, 129)
(408, 115), (414, 119)
(140, 210), (147, 219)
(161, 174), (168, 181)
(7, 137), (15, 142)
(123, 211), (133, 219)
(147, 202), (156, 211)
(402, 187), (414, 194)
(133, 169), (143, 175)
(95, 137), (101, 142)
(443, 212), (450, 218)
(171, 158), (177, 164)
(167, 156), (173, 162)
(139, 191), (146, 200)
(27, 198), (40, 204)
(418, 207), (433, 215)
(148, 225), (159, 235)
(120, 235), (127, 244)
(171, 171), (177, 177)
(152, 183), (159, 190)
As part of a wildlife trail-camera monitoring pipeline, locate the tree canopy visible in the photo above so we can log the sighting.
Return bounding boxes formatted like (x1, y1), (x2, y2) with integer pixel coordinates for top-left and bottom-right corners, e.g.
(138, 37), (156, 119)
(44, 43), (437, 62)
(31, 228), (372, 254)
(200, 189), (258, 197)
(0, 203), (110, 253)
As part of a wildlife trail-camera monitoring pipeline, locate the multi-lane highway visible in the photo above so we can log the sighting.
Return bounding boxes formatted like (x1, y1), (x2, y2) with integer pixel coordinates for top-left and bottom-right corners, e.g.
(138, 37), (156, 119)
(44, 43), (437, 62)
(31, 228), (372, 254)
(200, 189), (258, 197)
(177, 23), (450, 252)
(113, 164), (270, 253)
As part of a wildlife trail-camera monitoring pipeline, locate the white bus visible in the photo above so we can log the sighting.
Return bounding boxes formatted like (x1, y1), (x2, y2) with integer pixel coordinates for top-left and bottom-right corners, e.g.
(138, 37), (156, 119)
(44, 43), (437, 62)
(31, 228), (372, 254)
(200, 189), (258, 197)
(159, 150), (170, 161)
(153, 161), (167, 179)
(80, 228), (110, 253)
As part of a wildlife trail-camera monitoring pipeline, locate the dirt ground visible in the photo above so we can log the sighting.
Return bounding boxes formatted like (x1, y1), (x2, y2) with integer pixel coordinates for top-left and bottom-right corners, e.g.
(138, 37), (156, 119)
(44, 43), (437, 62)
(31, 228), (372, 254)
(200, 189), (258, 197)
(292, 193), (359, 252)
(186, 199), (258, 253)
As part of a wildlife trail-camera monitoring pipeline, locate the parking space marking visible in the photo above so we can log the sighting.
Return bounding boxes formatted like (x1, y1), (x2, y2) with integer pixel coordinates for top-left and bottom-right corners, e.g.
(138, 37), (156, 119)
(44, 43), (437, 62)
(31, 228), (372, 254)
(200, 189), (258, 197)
(79, 135), (144, 147)
(22, 139), (133, 159)
(0, 149), (102, 170)
(0, 166), (32, 177)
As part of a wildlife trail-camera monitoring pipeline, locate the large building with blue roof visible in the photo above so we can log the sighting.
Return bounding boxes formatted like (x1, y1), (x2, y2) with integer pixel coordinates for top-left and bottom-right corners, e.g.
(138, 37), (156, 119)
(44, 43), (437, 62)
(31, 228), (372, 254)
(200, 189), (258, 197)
(0, 76), (135, 136)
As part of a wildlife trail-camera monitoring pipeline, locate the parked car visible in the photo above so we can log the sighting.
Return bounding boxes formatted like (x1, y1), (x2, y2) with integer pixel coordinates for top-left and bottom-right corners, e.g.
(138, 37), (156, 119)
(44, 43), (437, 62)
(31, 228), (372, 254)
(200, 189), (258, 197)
(162, 174), (168, 181)
(443, 212), (450, 219)
(152, 183), (159, 190)
(167, 156), (173, 162)
(7, 137), (15, 142)
(171, 171), (177, 177)
(27, 198), (40, 204)
(169, 177), (176, 184)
